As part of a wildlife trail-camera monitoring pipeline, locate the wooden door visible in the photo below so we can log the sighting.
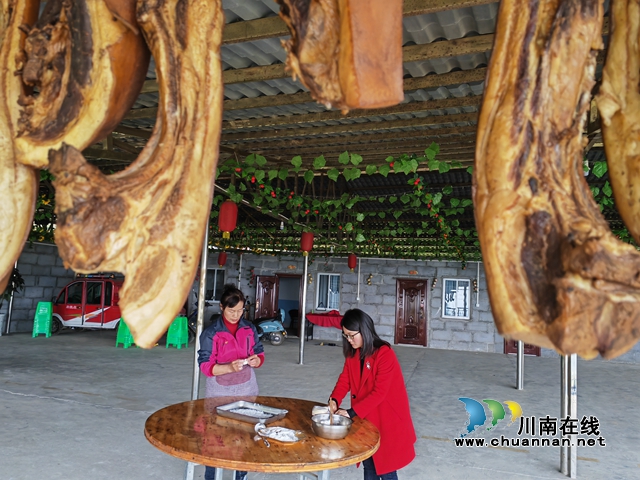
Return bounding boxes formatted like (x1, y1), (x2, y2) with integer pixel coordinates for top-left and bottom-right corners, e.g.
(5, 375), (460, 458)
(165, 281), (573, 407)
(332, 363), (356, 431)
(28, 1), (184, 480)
(504, 340), (541, 356)
(395, 279), (427, 346)
(255, 275), (278, 320)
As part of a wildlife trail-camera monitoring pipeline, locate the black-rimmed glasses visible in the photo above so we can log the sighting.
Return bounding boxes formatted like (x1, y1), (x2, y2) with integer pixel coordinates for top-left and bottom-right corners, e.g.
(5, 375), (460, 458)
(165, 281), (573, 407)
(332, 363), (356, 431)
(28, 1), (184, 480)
(342, 332), (360, 341)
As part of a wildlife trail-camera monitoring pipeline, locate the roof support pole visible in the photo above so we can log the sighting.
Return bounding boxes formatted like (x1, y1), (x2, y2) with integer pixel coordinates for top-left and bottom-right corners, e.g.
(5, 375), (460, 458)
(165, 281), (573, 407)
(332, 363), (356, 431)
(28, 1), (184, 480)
(184, 227), (209, 480)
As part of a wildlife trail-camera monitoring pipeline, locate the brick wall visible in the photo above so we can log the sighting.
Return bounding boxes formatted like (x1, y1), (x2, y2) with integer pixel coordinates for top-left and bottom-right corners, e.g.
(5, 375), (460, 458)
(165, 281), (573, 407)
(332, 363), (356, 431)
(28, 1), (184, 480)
(1, 243), (75, 333)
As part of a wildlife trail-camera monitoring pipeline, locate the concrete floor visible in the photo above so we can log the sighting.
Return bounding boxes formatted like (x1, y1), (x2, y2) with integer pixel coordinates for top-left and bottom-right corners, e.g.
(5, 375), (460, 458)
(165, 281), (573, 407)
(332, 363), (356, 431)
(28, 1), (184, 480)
(1, 329), (639, 480)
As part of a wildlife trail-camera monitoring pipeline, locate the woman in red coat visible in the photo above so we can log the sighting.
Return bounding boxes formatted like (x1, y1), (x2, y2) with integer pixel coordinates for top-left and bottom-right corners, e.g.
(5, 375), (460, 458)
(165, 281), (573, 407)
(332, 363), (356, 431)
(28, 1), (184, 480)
(329, 309), (416, 480)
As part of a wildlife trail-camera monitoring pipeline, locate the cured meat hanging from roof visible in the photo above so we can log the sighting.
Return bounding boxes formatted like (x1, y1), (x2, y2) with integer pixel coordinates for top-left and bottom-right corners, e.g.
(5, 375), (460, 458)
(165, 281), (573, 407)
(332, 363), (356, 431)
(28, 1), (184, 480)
(275, 0), (404, 112)
(50, 0), (224, 348)
(0, 0), (39, 293)
(474, 0), (640, 359)
(0, 0), (148, 291)
(597, 0), (640, 243)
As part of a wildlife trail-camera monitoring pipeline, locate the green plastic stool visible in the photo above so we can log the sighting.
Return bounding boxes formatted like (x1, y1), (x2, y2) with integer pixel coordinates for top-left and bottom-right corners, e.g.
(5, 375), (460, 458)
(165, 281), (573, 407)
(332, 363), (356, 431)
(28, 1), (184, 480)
(166, 316), (189, 349)
(32, 302), (52, 338)
(115, 319), (136, 348)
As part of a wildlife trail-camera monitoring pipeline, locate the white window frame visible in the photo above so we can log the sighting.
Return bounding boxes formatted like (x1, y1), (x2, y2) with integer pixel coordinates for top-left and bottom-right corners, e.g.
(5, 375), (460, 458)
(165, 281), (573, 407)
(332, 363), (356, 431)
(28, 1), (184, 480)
(205, 268), (226, 302)
(315, 273), (341, 311)
(442, 278), (471, 320)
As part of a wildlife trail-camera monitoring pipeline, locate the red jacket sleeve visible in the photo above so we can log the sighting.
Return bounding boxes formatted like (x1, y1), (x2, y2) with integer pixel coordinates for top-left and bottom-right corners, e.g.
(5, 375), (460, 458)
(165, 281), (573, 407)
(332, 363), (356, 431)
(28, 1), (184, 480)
(330, 359), (352, 406)
(350, 346), (397, 419)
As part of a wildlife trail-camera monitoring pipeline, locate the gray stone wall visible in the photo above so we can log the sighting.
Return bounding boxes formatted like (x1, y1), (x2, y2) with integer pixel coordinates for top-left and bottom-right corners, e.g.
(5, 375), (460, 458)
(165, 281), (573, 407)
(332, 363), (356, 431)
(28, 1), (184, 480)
(2, 243), (75, 333)
(7, 244), (640, 363)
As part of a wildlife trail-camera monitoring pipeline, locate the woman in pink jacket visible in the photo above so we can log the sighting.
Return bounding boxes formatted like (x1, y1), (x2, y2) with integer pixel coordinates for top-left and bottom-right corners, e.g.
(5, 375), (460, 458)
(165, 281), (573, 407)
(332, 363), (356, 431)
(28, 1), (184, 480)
(329, 309), (416, 480)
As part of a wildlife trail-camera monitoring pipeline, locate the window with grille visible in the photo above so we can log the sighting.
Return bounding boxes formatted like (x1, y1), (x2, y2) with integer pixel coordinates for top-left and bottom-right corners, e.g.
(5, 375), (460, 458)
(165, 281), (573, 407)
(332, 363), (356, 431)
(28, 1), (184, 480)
(442, 278), (470, 319)
(316, 274), (340, 311)
(205, 269), (226, 302)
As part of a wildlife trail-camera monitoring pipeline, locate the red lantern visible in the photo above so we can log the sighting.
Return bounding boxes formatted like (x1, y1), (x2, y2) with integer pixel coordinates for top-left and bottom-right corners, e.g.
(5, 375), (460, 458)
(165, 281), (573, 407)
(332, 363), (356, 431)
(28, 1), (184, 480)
(218, 200), (238, 239)
(300, 232), (314, 256)
(217, 251), (227, 267)
(348, 253), (357, 271)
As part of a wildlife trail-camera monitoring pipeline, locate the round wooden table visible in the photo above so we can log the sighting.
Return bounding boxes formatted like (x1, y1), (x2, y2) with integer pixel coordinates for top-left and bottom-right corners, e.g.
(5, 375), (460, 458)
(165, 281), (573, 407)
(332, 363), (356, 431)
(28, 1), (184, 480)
(144, 396), (380, 478)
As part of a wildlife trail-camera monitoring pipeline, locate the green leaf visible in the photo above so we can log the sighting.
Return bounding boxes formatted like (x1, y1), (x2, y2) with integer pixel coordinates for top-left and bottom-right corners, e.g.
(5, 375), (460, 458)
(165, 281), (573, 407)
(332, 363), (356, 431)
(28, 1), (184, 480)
(450, 198), (460, 207)
(343, 167), (362, 181)
(239, 183), (247, 191)
(356, 233), (366, 242)
(378, 164), (391, 177)
(327, 168), (340, 181)
(438, 161), (451, 173)
(400, 194), (411, 204)
(254, 170), (266, 183)
(245, 153), (256, 166)
(389, 196), (398, 204)
(428, 159), (439, 171)
(378, 212), (386, 219)
(416, 229), (423, 236)
(461, 199), (473, 207)
(378, 197), (385, 203)
(433, 192), (443, 205)
(350, 153), (363, 166)
(393, 211), (402, 219)
(278, 168), (289, 180)
(339, 151), (350, 165)
(345, 222), (353, 232)
(291, 155), (303, 171)
(268, 169), (278, 180)
(592, 161), (607, 178)
(442, 185), (453, 195)
(603, 181), (613, 197)
(365, 164), (378, 175)
(313, 155), (326, 169)
(255, 154), (267, 167)
(304, 169), (315, 183)
(356, 213), (365, 221)
(466, 166), (474, 175)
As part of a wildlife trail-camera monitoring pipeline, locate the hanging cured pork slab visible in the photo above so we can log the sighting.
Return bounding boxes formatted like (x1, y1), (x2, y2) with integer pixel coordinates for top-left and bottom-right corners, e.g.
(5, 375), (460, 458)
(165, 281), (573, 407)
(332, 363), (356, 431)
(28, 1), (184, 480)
(474, 0), (640, 359)
(0, 0), (39, 292)
(15, 0), (150, 169)
(276, 0), (404, 112)
(598, 0), (640, 244)
(50, 0), (224, 348)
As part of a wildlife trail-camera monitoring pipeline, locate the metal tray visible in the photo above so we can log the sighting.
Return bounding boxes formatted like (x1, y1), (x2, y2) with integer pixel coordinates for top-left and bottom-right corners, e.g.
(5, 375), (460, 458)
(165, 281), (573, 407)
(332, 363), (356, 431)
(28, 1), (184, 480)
(215, 400), (288, 425)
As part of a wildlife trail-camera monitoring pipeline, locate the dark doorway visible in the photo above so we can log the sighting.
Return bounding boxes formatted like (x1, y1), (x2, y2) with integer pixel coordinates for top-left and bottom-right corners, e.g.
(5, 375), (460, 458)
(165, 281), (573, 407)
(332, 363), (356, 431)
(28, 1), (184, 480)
(276, 275), (301, 332)
(255, 275), (278, 320)
(395, 279), (427, 346)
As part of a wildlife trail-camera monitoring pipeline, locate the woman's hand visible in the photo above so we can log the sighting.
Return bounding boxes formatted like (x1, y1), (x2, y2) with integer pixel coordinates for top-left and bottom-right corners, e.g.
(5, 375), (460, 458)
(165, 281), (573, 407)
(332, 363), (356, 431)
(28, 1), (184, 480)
(245, 354), (261, 368)
(336, 408), (350, 418)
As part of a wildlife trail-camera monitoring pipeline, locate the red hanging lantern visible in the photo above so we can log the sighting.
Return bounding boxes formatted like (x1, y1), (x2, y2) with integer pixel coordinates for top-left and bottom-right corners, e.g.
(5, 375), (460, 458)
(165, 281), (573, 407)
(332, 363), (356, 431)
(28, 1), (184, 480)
(218, 200), (238, 239)
(300, 232), (314, 257)
(217, 251), (227, 267)
(348, 253), (357, 271)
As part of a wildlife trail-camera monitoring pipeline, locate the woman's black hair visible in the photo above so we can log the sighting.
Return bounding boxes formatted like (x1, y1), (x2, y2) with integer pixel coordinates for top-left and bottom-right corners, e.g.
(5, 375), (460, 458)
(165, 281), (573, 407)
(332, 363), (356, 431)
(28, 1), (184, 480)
(341, 308), (389, 359)
(219, 284), (245, 309)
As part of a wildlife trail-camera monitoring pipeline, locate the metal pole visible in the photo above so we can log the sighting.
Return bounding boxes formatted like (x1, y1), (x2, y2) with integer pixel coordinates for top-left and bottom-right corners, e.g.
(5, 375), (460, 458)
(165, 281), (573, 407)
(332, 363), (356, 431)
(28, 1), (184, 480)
(560, 355), (568, 475)
(356, 257), (361, 302)
(475, 262), (480, 307)
(299, 255), (309, 365)
(516, 340), (524, 390)
(560, 354), (578, 478)
(185, 228), (209, 480)
(568, 354), (578, 478)
(237, 253), (243, 288)
(4, 261), (17, 335)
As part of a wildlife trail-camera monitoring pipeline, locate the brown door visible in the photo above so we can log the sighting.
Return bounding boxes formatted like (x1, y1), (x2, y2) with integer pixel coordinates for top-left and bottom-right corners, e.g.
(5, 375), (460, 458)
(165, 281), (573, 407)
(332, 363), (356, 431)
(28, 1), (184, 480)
(504, 340), (541, 356)
(255, 275), (278, 320)
(395, 279), (427, 346)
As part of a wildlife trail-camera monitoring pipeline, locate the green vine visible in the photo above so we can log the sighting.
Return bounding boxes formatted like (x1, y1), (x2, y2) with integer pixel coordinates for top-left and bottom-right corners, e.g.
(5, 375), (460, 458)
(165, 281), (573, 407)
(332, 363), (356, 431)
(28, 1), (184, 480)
(29, 148), (635, 262)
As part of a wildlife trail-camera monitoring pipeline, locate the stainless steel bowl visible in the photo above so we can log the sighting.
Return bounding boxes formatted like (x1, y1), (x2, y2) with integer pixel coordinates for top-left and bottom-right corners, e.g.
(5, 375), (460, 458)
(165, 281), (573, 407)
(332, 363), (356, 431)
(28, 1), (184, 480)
(311, 413), (352, 440)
